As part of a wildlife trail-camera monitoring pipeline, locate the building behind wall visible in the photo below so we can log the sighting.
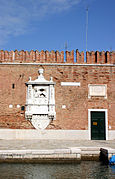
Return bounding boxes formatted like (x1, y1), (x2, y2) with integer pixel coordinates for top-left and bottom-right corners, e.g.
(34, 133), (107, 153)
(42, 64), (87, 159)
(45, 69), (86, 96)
(0, 49), (115, 140)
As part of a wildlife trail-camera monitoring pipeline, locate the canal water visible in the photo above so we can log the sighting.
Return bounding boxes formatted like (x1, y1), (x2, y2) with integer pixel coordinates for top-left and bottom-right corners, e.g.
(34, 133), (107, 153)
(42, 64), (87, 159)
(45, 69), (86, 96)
(0, 161), (115, 179)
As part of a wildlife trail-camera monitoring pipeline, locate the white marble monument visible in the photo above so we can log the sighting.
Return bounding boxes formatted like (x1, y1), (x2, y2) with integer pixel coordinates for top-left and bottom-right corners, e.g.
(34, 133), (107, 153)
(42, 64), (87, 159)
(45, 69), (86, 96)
(25, 68), (56, 129)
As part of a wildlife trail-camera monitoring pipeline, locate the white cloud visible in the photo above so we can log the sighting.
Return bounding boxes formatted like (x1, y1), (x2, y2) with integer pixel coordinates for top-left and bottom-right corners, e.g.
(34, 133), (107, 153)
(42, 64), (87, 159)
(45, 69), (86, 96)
(0, 0), (81, 47)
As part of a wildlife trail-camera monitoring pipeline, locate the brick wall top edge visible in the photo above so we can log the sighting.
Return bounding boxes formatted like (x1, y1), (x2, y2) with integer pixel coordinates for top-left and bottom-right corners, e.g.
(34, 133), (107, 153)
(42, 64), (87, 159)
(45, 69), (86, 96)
(0, 50), (114, 64)
(1, 49), (114, 53)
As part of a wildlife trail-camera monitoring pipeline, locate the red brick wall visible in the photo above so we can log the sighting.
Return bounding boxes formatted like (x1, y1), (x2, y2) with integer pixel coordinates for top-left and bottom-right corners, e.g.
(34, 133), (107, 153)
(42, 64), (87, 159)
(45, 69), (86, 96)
(0, 61), (115, 130)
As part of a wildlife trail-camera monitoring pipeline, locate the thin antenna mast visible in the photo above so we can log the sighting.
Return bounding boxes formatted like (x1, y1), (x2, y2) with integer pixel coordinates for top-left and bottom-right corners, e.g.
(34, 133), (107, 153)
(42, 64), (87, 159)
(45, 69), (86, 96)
(65, 41), (68, 51)
(86, 7), (88, 52)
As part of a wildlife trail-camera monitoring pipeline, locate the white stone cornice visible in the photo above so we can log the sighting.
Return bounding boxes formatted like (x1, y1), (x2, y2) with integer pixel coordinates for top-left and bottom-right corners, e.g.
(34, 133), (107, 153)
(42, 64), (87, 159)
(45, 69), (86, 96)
(0, 62), (115, 66)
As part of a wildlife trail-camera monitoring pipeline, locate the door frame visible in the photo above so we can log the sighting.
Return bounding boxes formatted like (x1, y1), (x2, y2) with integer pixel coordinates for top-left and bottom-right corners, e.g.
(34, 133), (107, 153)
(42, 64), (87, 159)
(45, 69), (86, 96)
(88, 109), (108, 140)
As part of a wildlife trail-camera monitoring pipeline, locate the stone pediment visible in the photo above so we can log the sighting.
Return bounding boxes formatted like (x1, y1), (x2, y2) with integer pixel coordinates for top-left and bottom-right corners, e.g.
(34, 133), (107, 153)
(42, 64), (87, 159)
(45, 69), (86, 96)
(26, 69), (55, 85)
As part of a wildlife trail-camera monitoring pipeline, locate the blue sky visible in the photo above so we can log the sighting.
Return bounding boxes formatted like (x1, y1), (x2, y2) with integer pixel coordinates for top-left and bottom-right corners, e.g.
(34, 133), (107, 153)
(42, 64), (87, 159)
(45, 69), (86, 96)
(0, 0), (115, 52)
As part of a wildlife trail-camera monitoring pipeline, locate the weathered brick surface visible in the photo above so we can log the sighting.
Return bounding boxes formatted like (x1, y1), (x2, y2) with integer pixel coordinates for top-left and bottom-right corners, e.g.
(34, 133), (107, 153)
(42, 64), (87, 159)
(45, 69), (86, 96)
(0, 63), (114, 130)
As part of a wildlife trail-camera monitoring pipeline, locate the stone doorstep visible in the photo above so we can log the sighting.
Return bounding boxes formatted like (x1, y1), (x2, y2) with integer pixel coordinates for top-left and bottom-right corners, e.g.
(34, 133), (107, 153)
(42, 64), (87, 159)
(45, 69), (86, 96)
(0, 147), (99, 161)
(0, 148), (81, 160)
(0, 147), (102, 155)
(1, 147), (113, 161)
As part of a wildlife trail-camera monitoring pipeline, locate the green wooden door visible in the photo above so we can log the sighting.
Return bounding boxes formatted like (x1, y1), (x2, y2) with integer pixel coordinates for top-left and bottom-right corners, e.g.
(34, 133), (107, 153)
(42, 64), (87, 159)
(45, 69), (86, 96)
(91, 111), (106, 140)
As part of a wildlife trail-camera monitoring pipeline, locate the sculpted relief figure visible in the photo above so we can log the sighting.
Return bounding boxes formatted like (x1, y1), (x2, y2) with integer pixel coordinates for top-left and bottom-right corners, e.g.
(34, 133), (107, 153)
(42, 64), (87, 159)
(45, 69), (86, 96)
(34, 87), (47, 98)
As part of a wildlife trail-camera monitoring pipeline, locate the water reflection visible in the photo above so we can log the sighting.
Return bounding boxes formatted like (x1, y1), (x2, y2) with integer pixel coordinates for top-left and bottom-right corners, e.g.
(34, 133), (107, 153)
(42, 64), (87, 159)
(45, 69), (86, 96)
(0, 161), (115, 179)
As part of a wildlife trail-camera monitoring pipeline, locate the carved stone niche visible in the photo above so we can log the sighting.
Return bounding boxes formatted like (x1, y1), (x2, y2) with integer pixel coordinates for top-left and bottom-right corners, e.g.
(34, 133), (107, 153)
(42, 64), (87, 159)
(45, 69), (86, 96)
(25, 68), (56, 130)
